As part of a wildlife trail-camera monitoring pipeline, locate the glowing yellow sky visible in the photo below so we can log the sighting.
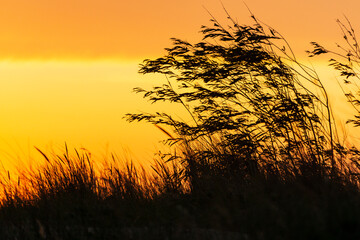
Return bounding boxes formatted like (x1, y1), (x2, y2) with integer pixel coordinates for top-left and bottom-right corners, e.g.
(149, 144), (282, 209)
(0, 0), (359, 169)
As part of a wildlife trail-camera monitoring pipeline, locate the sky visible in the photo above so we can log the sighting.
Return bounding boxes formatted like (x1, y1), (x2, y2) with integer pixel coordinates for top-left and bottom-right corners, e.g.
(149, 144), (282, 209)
(0, 0), (359, 170)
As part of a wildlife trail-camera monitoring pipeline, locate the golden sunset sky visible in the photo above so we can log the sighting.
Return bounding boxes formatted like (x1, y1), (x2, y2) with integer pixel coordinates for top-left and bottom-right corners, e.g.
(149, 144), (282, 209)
(0, 0), (359, 169)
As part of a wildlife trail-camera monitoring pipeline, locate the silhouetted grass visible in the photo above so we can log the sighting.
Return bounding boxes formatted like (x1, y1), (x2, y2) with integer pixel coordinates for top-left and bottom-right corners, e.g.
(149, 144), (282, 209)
(1, 145), (360, 239)
(2, 13), (360, 240)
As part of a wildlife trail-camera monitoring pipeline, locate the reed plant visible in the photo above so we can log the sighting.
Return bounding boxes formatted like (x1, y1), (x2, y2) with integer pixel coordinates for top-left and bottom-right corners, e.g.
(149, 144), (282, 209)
(125, 11), (354, 190)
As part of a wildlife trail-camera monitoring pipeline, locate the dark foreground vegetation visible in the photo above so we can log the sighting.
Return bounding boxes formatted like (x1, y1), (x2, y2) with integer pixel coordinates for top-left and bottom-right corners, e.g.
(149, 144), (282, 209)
(2, 13), (360, 239)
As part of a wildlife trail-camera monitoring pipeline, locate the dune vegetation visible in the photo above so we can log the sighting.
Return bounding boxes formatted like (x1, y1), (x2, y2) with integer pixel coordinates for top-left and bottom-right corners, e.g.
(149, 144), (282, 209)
(1, 13), (360, 239)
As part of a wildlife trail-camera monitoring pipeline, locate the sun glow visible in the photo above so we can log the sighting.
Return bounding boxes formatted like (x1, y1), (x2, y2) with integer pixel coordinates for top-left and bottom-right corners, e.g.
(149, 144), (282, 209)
(0, 60), (180, 171)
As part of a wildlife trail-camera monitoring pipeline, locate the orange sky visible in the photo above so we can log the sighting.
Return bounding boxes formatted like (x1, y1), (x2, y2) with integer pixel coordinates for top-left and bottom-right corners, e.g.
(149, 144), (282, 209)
(0, 0), (359, 170)
(0, 0), (359, 60)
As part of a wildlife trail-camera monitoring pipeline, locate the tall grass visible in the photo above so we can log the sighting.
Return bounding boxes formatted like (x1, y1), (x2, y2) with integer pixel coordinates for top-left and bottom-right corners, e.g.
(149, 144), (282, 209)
(126, 12), (360, 190)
